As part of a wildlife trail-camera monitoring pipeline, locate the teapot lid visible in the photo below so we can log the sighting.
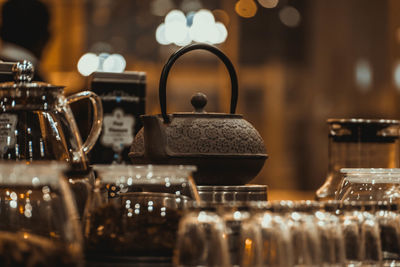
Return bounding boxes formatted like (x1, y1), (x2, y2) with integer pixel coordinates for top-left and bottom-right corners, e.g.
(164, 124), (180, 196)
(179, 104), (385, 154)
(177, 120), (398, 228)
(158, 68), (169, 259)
(0, 60), (62, 90)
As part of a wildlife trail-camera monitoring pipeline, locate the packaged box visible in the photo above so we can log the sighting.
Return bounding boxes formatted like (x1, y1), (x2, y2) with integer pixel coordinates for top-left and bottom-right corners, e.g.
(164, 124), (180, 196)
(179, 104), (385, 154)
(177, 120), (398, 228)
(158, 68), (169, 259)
(89, 71), (145, 164)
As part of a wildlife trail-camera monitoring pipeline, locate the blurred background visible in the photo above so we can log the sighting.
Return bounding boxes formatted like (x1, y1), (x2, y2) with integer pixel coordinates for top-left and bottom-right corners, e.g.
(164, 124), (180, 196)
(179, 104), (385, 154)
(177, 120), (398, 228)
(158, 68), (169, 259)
(1, 0), (400, 194)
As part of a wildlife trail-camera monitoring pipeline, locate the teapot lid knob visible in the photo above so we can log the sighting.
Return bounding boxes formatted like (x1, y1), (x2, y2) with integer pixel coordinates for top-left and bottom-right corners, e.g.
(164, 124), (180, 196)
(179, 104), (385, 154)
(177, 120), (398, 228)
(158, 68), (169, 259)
(12, 60), (34, 83)
(191, 92), (207, 113)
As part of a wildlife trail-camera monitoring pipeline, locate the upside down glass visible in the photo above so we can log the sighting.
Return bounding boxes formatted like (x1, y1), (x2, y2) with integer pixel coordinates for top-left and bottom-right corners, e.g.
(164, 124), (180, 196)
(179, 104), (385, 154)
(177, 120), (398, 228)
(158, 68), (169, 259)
(0, 161), (83, 266)
(316, 119), (400, 200)
(174, 205), (231, 267)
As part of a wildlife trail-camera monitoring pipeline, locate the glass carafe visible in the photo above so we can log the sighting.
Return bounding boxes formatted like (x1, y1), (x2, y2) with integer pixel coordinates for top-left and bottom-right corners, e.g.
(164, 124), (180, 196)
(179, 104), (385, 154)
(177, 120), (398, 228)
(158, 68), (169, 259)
(316, 119), (400, 200)
(0, 61), (102, 170)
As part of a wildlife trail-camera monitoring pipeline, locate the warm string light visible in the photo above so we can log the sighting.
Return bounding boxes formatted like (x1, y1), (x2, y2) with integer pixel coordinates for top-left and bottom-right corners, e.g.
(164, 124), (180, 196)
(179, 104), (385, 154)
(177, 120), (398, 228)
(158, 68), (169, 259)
(234, 0), (302, 29)
(77, 53), (126, 76)
(155, 9), (228, 46)
(235, 0), (258, 18)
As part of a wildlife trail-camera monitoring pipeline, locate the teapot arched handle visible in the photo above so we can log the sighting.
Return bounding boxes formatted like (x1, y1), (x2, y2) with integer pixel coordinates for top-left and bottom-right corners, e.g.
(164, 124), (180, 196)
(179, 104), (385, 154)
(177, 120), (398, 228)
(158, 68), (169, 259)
(159, 43), (238, 123)
(67, 91), (103, 154)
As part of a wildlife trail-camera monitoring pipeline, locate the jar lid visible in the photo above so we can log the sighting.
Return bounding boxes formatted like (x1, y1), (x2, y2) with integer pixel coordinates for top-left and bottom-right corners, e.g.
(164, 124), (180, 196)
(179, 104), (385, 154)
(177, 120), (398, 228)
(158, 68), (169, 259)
(327, 118), (400, 143)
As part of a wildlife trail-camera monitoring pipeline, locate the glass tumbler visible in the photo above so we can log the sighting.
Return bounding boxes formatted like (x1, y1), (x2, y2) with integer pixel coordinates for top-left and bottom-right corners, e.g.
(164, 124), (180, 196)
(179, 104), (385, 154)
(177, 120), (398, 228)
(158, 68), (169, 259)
(317, 201), (345, 266)
(0, 161), (83, 266)
(316, 119), (400, 200)
(241, 202), (293, 267)
(287, 201), (322, 266)
(340, 201), (382, 266)
(374, 202), (400, 266)
(219, 203), (252, 267)
(174, 205), (231, 267)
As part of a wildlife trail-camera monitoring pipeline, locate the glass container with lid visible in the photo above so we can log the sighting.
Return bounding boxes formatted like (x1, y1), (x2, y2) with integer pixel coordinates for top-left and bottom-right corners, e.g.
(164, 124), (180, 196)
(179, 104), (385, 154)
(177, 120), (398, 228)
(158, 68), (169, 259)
(85, 165), (199, 265)
(316, 119), (400, 200)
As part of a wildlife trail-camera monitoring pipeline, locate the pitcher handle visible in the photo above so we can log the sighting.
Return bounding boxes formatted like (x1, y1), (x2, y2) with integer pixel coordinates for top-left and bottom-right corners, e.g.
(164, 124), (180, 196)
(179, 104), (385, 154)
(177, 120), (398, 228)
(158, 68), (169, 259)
(159, 43), (238, 123)
(67, 91), (103, 154)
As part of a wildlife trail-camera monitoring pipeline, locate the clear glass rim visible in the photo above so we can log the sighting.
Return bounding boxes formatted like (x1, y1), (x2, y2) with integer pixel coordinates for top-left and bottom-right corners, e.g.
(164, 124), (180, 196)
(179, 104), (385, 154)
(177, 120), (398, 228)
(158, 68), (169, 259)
(94, 164), (197, 183)
(120, 191), (192, 200)
(327, 118), (400, 125)
(0, 161), (67, 186)
(341, 168), (400, 174)
(343, 176), (400, 183)
(94, 164), (196, 173)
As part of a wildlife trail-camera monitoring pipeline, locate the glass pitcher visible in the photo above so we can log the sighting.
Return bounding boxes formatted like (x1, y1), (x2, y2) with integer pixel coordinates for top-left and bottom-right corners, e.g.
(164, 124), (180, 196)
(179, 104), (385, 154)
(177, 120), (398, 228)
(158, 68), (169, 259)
(0, 61), (102, 170)
(316, 119), (400, 200)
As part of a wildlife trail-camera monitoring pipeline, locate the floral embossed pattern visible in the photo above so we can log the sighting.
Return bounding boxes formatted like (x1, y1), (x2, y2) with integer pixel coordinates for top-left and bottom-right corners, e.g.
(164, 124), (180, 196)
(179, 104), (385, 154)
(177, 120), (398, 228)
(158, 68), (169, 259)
(130, 129), (144, 155)
(165, 118), (266, 155)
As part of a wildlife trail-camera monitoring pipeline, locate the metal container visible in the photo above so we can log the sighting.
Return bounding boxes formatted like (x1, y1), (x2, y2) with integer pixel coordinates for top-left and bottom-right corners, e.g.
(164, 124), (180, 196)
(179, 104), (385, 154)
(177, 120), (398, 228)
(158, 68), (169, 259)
(129, 43), (267, 185)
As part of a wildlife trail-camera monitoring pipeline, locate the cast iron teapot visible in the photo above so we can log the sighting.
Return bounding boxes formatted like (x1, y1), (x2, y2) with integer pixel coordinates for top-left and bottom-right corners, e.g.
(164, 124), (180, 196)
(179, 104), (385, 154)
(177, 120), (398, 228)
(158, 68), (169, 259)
(129, 43), (267, 185)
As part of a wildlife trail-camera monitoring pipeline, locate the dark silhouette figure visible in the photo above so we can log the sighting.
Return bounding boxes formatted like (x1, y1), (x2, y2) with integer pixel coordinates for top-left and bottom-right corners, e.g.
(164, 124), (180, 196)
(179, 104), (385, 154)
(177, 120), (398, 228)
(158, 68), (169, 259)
(0, 0), (51, 81)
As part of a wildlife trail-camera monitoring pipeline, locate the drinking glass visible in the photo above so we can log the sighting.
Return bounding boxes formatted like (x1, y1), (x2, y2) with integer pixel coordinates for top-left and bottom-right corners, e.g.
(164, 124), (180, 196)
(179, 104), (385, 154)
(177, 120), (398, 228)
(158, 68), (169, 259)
(0, 161), (83, 266)
(219, 203), (252, 267)
(241, 202), (293, 267)
(173, 205), (230, 267)
(374, 202), (400, 266)
(361, 202), (382, 266)
(287, 201), (322, 266)
(340, 201), (383, 266)
(340, 201), (365, 266)
(317, 201), (345, 266)
(85, 165), (199, 265)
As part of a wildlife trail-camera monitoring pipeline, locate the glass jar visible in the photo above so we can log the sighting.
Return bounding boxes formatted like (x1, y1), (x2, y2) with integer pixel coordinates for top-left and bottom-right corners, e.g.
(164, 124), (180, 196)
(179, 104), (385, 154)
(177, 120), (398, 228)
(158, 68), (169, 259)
(0, 161), (83, 266)
(85, 165), (199, 265)
(336, 168), (400, 202)
(316, 119), (400, 200)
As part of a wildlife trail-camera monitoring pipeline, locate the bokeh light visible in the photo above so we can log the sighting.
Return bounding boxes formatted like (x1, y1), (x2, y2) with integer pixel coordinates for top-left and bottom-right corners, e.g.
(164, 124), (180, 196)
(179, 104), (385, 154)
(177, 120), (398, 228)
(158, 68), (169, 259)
(77, 53), (126, 76)
(103, 54), (126, 73)
(165, 9), (186, 24)
(192, 9), (215, 26)
(215, 22), (228, 44)
(393, 61), (400, 90)
(165, 20), (189, 44)
(156, 9), (229, 46)
(77, 53), (100, 76)
(235, 0), (258, 18)
(355, 58), (372, 92)
(279, 6), (301, 27)
(258, 0), (279, 8)
(155, 23), (171, 45)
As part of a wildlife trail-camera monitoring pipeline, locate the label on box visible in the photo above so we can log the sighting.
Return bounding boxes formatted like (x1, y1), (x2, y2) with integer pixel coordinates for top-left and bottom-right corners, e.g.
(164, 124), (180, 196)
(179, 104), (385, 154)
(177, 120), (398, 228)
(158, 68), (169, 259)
(101, 108), (135, 152)
(0, 114), (17, 155)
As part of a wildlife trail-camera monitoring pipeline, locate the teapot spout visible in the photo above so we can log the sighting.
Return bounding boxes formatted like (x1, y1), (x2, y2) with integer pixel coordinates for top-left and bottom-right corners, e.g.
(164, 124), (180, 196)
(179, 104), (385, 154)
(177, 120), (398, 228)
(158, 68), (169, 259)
(142, 115), (168, 160)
